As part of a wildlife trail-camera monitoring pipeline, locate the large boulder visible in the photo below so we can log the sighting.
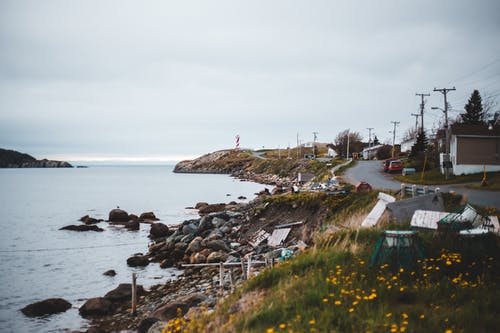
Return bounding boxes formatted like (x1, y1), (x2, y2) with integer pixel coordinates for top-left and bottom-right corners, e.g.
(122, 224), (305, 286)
(139, 212), (159, 221)
(195, 202), (208, 210)
(127, 255), (149, 267)
(138, 317), (160, 333)
(182, 223), (198, 236)
(79, 215), (102, 225)
(150, 293), (207, 321)
(60, 225), (103, 232)
(108, 208), (129, 222)
(206, 251), (228, 263)
(21, 298), (72, 317)
(125, 220), (140, 231)
(79, 297), (112, 317)
(104, 283), (145, 302)
(198, 203), (226, 215)
(186, 237), (203, 254)
(190, 252), (207, 264)
(205, 239), (229, 252)
(149, 223), (170, 238)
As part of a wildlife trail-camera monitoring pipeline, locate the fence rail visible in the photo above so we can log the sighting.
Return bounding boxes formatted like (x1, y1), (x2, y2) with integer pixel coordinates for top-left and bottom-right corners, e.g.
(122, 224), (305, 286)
(400, 183), (440, 198)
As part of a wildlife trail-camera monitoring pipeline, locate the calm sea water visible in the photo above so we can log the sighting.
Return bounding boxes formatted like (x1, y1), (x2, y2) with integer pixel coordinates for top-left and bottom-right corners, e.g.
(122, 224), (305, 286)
(0, 165), (265, 333)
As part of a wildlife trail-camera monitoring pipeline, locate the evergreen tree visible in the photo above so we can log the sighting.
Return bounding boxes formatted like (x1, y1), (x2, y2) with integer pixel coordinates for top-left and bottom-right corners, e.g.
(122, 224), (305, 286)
(460, 90), (485, 125)
(373, 135), (380, 145)
(409, 130), (428, 159)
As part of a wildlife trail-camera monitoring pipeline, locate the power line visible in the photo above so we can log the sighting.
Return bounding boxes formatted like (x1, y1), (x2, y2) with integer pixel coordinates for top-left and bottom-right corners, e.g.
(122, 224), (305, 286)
(451, 56), (500, 83)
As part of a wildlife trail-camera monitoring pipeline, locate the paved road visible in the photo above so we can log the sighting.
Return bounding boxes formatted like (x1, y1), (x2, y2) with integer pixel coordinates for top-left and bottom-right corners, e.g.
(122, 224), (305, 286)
(344, 160), (500, 209)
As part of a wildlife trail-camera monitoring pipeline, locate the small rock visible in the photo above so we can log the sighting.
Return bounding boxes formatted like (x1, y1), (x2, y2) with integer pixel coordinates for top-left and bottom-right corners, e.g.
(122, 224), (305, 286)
(237, 196), (247, 200)
(103, 270), (116, 277)
(60, 225), (104, 232)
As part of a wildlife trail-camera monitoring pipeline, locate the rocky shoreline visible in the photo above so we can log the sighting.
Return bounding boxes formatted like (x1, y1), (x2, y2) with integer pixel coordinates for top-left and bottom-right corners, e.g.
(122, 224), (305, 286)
(70, 174), (328, 332)
(22, 154), (323, 332)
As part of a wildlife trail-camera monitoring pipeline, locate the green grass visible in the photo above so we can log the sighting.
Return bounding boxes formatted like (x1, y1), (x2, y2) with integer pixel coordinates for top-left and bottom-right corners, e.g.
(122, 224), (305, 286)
(207, 229), (500, 333)
(395, 167), (500, 190)
(163, 192), (500, 333)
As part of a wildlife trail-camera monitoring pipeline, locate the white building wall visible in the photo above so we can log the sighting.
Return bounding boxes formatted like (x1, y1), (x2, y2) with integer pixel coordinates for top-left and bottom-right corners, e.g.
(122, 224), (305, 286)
(450, 134), (500, 175)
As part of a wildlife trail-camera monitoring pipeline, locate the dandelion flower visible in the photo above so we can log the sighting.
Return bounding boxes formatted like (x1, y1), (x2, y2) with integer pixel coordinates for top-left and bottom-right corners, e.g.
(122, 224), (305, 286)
(386, 313), (392, 317)
(348, 307), (354, 313)
(309, 319), (315, 325)
(279, 323), (286, 329)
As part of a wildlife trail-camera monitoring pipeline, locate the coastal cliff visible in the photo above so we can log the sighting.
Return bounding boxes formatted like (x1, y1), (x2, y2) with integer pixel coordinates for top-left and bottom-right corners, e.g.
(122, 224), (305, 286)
(0, 148), (72, 168)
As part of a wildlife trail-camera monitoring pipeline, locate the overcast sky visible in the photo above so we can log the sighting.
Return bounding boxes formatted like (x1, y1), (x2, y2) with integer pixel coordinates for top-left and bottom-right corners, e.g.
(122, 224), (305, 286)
(1, 0), (499, 162)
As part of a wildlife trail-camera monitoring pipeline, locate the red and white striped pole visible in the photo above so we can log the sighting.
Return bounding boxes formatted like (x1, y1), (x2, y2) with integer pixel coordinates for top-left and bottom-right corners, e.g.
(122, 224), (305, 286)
(235, 135), (240, 149)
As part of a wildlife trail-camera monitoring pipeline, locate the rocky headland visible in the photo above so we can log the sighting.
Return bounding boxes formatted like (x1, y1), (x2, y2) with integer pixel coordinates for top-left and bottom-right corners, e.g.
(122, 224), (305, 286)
(0, 148), (72, 168)
(174, 149), (330, 186)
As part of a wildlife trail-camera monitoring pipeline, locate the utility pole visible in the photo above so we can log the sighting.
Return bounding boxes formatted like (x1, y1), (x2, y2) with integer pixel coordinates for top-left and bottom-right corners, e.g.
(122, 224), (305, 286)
(390, 121), (400, 158)
(415, 93), (430, 133)
(346, 129), (350, 159)
(296, 132), (299, 159)
(434, 87), (456, 179)
(411, 113), (420, 133)
(312, 132), (319, 157)
(366, 127), (374, 148)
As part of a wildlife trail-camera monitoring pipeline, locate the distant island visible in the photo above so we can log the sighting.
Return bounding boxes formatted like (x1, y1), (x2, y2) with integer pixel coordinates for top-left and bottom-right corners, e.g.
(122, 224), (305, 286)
(0, 148), (72, 168)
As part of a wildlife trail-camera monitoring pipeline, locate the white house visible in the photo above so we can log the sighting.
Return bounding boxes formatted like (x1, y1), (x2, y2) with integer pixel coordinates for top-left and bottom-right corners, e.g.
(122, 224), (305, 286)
(362, 144), (384, 160)
(400, 138), (416, 153)
(449, 124), (500, 175)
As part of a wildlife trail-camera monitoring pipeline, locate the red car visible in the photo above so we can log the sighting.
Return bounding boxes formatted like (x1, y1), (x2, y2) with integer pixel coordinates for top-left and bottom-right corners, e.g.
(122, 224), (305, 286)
(387, 160), (404, 173)
(382, 159), (395, 172)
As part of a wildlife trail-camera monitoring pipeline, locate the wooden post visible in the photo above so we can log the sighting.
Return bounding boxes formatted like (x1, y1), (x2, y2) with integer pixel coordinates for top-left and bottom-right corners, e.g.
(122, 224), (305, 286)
(229, 269), (234, 293)
(131, 273), (137, 315)
(241, 259), (246, 280)
(247, 256), (252, 279)
(219, 262), (224, 295)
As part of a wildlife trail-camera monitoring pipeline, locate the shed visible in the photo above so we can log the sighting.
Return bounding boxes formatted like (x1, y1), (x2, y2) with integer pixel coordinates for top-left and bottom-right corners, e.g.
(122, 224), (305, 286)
(369, 230), (425, 269)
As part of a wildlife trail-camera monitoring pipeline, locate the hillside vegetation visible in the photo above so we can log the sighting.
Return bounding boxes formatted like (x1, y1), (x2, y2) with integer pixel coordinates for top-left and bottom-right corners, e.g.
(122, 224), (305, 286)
(161, 191), (500, 333)
(174, 149), (341, 183)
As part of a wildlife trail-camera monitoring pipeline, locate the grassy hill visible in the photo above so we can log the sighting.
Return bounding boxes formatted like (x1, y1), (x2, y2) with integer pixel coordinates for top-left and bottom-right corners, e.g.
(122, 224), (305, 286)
(160, 192), (500, 333)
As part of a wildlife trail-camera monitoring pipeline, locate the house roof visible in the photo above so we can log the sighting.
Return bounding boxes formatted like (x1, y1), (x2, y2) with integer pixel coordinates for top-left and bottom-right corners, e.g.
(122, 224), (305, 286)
(450, 123), (500, 136)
